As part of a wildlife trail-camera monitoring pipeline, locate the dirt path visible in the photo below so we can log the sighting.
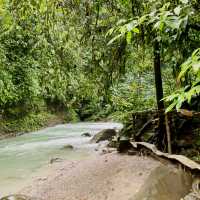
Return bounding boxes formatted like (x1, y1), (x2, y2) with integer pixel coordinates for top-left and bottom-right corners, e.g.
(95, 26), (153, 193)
(20, 153), (160, 200)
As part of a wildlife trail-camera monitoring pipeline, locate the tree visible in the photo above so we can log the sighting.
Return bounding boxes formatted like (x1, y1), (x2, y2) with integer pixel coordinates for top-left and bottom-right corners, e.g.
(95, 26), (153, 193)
(107, 0), (200, 149)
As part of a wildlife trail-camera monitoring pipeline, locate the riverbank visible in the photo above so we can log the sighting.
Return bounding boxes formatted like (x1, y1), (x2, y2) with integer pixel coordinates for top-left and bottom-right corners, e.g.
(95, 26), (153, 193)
(0, 120), (195, 200)
(0, 109), (115, 141)
(19, 152), (192, 200)
(0, 111), (68, 140)
(20, 153), (160, 200)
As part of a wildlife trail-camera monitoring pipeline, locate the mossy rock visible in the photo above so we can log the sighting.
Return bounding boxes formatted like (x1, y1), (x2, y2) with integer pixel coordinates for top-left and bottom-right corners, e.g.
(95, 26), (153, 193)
(90, 129), (117, 143)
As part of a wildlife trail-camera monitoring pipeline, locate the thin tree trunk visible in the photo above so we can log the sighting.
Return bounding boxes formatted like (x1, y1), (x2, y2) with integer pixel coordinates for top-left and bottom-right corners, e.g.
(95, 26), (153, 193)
(153, 40), (164, 110)
(153, 40), (165, 150)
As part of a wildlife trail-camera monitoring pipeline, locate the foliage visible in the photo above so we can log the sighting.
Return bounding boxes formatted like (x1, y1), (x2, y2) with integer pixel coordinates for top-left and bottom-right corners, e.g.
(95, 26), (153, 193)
(0, 112), (58, 135)
(108, 0), (200, 112)
(0, 0), (199, 135)
(164, 48), (200, 112)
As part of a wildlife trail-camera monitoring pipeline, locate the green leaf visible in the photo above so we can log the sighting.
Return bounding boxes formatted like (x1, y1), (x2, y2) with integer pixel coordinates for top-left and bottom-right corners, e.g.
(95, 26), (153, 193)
(106, 27), (115, 37)
(153, 21), (160, 30)
(139, 15), (148, 24)
(107, 34), (123, 45)
(126, 31), (132, 44)
(180, 0), (189, 4)
(116, 19), (127, 26)
(165, 101), (177, 113)
(174, 6), (181, 16)
(166, 16), (181, 29)
(178, 59), (192, 80)
(126, 20), (138, 31)
(192, 62), (200, 73)
(164, 93), (179, 102)
(192, 48), (200, 59)
(132, 27), (140, 34)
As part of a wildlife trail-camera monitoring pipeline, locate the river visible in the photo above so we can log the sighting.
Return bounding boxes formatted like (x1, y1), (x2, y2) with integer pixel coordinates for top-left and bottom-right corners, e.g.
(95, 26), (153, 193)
(0, 122), (122, 197)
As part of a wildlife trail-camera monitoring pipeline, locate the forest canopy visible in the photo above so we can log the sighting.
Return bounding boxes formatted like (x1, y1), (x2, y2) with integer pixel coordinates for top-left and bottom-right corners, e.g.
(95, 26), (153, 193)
(0, 0), (199, 133)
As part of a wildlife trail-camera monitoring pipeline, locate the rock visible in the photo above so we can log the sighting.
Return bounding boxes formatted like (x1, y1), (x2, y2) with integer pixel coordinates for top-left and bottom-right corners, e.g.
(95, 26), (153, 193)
(81, 132), (91, 137)
(101, 148), (116, 155)
(37, 177), (48, 181)
(107, 136), (119, 148)
(61, 144), (74, 150)
(50, 157), (63, 164)
(117, 136), (133, 153)
(0, 195), (37, 200)
(90, 129), (117, 143)
(183, 193), (199, 200)
(134, 165), (193, 200)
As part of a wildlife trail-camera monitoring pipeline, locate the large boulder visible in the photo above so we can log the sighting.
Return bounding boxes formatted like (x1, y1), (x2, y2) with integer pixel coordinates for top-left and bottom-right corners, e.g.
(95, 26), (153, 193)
(134, 165), (192, 200)
(90, 129), (117, 143)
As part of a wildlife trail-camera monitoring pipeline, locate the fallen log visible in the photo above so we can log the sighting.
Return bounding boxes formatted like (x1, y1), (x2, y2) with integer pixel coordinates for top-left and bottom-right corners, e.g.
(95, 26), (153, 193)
(130, 142), (200, 171)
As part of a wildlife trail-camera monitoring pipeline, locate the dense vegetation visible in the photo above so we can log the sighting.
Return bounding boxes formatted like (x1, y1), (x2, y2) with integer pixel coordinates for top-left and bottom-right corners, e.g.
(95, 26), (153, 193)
(0, 0), (199, 136)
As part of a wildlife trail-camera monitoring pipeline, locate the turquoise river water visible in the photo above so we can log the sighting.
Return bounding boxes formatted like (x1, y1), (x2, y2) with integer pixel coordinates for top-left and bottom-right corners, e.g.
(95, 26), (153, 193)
(0, 122), (122, 197)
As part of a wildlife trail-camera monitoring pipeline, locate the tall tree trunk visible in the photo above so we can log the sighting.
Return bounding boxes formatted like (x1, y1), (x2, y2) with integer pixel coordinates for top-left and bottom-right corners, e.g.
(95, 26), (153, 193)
(153, 40), (164, 110)
(153, 40), (166, 150)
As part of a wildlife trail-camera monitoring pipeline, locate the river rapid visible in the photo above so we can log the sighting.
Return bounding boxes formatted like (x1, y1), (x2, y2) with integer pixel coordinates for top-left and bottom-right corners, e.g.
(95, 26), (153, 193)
(0, 122), (122, 197)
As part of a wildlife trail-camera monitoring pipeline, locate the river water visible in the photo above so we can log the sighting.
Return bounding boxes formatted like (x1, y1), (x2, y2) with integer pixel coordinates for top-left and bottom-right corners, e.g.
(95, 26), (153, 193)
(0, 122), (122, 197)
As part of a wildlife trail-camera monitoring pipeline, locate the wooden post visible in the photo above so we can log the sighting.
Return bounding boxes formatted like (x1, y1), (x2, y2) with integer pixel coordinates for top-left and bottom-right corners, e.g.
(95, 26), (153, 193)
(165, 113), (172, 154)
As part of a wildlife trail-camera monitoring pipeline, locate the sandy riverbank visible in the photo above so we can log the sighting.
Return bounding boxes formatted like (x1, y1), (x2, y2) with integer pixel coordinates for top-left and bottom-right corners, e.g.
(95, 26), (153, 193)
(19, 153), (161, 200)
